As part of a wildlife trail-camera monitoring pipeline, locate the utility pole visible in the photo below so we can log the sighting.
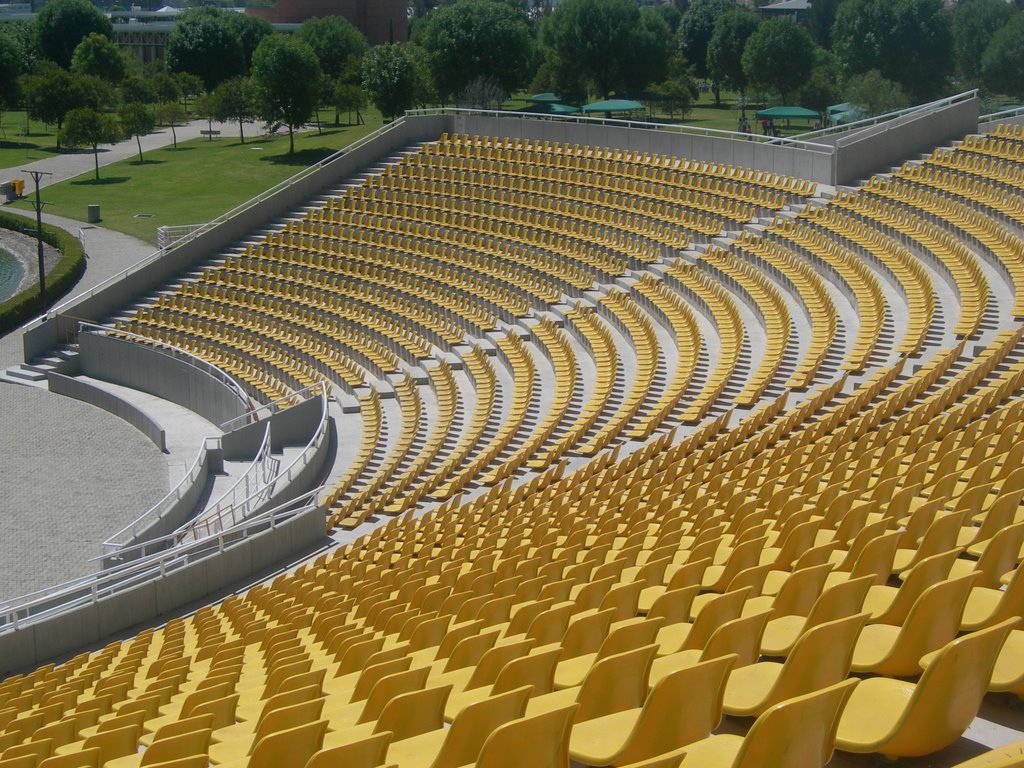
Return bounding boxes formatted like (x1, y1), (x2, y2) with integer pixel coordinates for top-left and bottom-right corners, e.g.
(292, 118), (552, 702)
(21, 170), (51, 310)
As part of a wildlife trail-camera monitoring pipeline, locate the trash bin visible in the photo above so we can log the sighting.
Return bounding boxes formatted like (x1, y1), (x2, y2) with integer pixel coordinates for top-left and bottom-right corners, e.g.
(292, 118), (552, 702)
(10, 179), (24, 198)
(0, 182), (13, 202)
(87, 204), (101, 223)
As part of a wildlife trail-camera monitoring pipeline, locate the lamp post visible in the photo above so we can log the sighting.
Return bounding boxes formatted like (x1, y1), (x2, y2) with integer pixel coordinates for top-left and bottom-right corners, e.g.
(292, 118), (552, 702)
(21, 169), (51, 311)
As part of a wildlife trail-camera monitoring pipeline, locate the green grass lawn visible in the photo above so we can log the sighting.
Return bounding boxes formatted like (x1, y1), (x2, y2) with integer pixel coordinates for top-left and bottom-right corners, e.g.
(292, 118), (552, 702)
(7, 112), (384, 244)
(0, 111), (63, 167)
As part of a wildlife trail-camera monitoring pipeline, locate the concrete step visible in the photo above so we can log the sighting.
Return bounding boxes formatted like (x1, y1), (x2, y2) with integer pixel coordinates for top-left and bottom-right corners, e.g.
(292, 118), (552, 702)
(5, 367), (46, 382)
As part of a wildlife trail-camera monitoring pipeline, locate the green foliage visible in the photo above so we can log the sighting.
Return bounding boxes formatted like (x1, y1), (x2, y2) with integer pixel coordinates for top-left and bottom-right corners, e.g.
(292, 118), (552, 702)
(798, 48), (840, 114)
(0, 212), (84, 337)
(3, 20), (39, 75)
(166, 7), (245, 90)
(36, 0), (112, 69)
(807, 0), (841, 48)
(118, 102), (155, 161)
(60, 107), (121, 179)
(20, 66), (109, 143)
(225, 13), (273, 71)
(211, 76), (257, 142)
(676, 0), (734, 80)
(954, 0), (1014, 82)
(417, 0), (535, 101)
(154, 100), (186, 148)
(832, 0), (953, 102)
(297, 15), (368, 81)
(249, 34), (321, 153)
(741, 17), (815, 104)
(333, 81), (368, 124)
(149, 72), (180, 105)
(70, 32), (126, 84)
(624, 7), (672, 95)
(361, 42), (421, 120)
(0, 27), (23, 109)
(706, 9), (759, 96)
(844, 68), (910, 115)
(655, 2), (682, 33)
(981, 14), (1024, 100)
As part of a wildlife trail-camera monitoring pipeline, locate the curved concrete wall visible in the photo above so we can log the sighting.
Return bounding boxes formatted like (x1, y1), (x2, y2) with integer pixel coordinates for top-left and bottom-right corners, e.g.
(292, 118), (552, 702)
(47, 372), (167, 452)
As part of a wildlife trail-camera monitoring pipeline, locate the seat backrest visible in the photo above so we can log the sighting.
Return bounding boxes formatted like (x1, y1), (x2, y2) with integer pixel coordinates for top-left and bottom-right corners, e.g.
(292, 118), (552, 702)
(431, 687), (532, 768)
(492, 648), (561, 696)
(250, 698), (325, 753)
(526, 603), (575, 646)
(302, 732), (391, 768)
(772, 613), (869, 704)
(82, 724), (141, 765)
(647, 585), (700, 626)
(357, 667), (431, 725)
(373, 685), (453, 741)
(558, 609), (615, 660)
(139, 728), (212, 767)
(877, 548), (960, 626)
(573, 645), (657, 723)
(972, 521), (1024, 589)
(664, 558), (713, 592)
(464, 639), (535, 690)
(733, 679), (859, 768)
(596, 617), (664, 662)
(475, 704), (578, 768)
(889, 573), (979, 675)
(700, 611), (772, 667)
(805, 575), (874, 629)
(769, 563), (834, 619)
(684, 588), (752, 650)
(248, 720), (328, 768)
(350, 657), (413, 703)
(253, 685), (321, 731)
(443, 628), (502, 673)
(848, 530), (901, 585)
(149, 713), (216, 745)
(37, 747), (101, 768)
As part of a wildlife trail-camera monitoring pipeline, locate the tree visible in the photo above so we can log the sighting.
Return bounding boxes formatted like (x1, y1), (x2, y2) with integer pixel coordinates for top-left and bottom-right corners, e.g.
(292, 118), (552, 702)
(211, 76), (256, 143)
(120, 74), (155, 104)
(954, 0), (1013, 82)
(845, 69), (910, 115)
(622, 7), (672, 95)
(225, 13), (273, 71)
(174, 72), (203, 111)
(676, 0), (734, 85)
(741, 18), (815, 104)
(0, 28), (23, 112)
(151, 72), (180, 104)
(807, 0), (841, 48)
(166, 8), (245, 90)
(20, 66), (107, 146)
(655, 2), (683, 33)
(981, 14), (1024, 100)
(36, 0), (112, 69)
(297, 15), (368, 81)
(118, 102), (154, 162)
(417, 0), (535, 101)
(832, 0), (954, 103)
(154, 100), (186, 148)
(798, 48), (840, 116)
(361, 42), (420, 120)
(334, 81), (367, 124)
(706, 9), (759, 99)
(70, 32), (126, 84)
(249, 34), (321, 153)
(60, 107), (121, 180)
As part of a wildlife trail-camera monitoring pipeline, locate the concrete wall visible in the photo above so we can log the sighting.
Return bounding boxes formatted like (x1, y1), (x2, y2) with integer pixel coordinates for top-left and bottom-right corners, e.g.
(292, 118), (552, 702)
(834, 96), (980, 186)
(455, 114), (836, 184)
(47, 372), (167, 452)
(0, 502), (327, 675)
(222, 395), (324, 459)
(79, 332), (248, 428)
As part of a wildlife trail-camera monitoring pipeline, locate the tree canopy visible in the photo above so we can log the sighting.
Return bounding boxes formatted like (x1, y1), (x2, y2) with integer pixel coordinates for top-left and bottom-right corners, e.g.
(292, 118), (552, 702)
(676, 0), (734, 81)
(166, 7), (245, 90)
(844, 69), (910, 115)
(118, 101), (155, 162)
(70, 32), (126, 84)
(296, 15), (368, 81)
(211, 76), (256, 143)
(0, 28), (23, 110)
(225, 13), (274, 71)
(361, 42), (422, 120)
(417, 0), (535, 102)
(249, 33), (321, 153)
(741, 17), (815, 104)
(36, 0), (112, 70)
(953, 0), (1014, 82)
(60, 107), (121, 180)
(21, 65), (108, 144)
(706, 9), (759, 98)
(981, 13), (1024, 101)
(832, 0), (953, 103)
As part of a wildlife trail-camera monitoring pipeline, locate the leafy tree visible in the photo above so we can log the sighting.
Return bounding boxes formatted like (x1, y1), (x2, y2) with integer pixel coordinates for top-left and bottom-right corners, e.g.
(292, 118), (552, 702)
(0, 28), (23, 111)
(741, 18), (815, 104)
(5, 20), (38, 75)
(20, 66), (106, 146)
(174, 72), (203, 111)
(211, 76), (256, 143)
(655, 2), (682, 33)
(652, 72), (696, 119)
(225, 13), (273, 71)
(36, 0), (112, 69)
(981, 14), (1024, 100)
(334, 81), (367, 124)
(361, 42), (421, 120)
(798, 48), (840, 116)
(832, 0), (954, 103)
(154, 100), (186, 148)
(60, 107), (121, 180)
(706, 9), (758, 99)
(807, 0), (841, 48)
(249, 34), (321, 153)
(194, 91), (216, 140)
(151, 72), (180, 104)
(844, 69), (910, 114)
(623, 7), (672, 95)
(118, 102), (154, 161)
(120, 74), (155, 104)
(676, 0), (734, 83)
(297, 15), (368, 81)
(417, 0), (535, 101)
(70, 32), (126, 84)
(166, 7), (245, 90)
(954, 0), (1013, 82)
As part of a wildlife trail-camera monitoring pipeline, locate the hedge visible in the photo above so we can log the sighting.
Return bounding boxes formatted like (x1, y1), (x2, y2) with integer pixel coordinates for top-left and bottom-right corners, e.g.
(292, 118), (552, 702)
(0, 210), (85, 337)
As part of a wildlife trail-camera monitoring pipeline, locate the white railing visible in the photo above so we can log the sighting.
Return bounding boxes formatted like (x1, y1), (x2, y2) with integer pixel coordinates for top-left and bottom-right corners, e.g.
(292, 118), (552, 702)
(980, 104), (1024, 124)
(30, 117), (414, 329)
(792, 90), (979, 142)
(178, 424), (279, 540)
(219, 381), (326, 431)
(0, 490), (321, 634)
(156, 224), (203, 249)
(406, 107), (837, 154)
(101, 441), (211, 553)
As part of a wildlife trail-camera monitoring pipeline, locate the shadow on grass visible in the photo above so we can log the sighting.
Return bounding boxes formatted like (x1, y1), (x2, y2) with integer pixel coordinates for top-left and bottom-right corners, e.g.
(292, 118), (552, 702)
(127, 158), (168, 167)
(0, 140), (44, 151)
(260, 146), (338, 166)
(70, 176), (130, 186)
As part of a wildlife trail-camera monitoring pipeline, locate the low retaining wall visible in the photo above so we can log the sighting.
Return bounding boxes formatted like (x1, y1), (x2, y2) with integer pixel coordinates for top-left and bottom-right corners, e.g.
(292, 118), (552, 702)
(47, 372), (166, 452)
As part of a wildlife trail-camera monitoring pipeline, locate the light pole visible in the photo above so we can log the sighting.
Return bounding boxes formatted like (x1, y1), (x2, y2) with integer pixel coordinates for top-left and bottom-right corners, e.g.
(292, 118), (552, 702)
(21, 169), (51, 310)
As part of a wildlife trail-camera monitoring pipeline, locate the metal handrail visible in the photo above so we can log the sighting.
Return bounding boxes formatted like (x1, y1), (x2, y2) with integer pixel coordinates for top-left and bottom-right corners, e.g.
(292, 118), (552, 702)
(792, 90), (979, 142)
(219, 380), (326, 432)
(980, 104), (1024, 124)
(0, 489), (321, 632)
(28, 117), (414, 329)
(407, 107), (837, 153)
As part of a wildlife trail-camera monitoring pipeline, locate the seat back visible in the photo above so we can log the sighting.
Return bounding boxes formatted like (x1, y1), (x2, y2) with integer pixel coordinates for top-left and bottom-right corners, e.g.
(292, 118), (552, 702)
(492, 648), (561, 696)
(847, 530), (901, 585)
(769, 563), (834, 619)
(82, 724), (140, 765)
(771, 613), (869, 705)
(249, 698), (325, 754)
(302, 732), (391, 768)
(972, 521), (1024, 589)
(878, 548), (960, 625)
(733, 679), (858, 768)
(37, 748), (101, 768)
(464, 639), (535, 690)
(356, 667), (431, 725)
(684, 588), (751, 650)
(557, 609), (615, 661)
(475, 704), (578, 768)
(805, 575), (874, 629)
(646, 585), (700, 626)
(431, 687), (532, 768)
(373, 685), (452, 741)
(595, 617), (664, 662)
(700, 611), (772, 667)
(139, 728), (212, 767)
(248, 720), (328, 768)
(350, 657), (413, 703)
(573, 645), (657, 723)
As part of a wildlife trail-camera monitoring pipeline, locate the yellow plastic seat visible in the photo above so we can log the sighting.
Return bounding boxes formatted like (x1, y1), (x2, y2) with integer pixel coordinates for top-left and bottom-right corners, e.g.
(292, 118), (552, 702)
(568, 655), (736, 767)
(37, 749), (100, 768)
(655, 588), (750, 656)
(721, 612), (868, 717)
(835, 619), (1016, 759)
(648, 612), (771, 689)
(323, 667), (429, 730)
(106, 728), (212, 768)
(849, 573), (977, 676)
(617, 679), (858, 768)
(760, 575), (873, 657)
(443, 648), (560, 722)
(473, 704), (578, 768)
(862, 548), (960, 624)
(139, 714), (215, 750)
(553, 617), (663, 690)
(949, 521), (1024, 589)
(962, 566), (1024, 631)
(218, 720), (328, 768)
(324, 685), (452, 750)
(947, 738), (1024, 767)
(302, 732), (391, 768)
(209, 697), (323, 764)
(385, 686), (531, 768)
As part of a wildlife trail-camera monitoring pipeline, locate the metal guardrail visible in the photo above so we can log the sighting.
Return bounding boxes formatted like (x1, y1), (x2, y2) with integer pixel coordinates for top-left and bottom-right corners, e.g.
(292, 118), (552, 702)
(406, 107), (837, 154)
(792, 90), (979, 142)
(0, 490), (321, 634)
(219, 381), (326, 432)
(980, 104), (1024, 124)
(156, 224), (203, 250)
